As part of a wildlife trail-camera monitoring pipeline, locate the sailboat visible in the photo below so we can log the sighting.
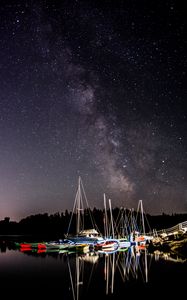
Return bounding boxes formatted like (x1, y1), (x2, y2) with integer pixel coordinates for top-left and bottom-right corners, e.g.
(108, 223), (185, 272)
(131, 200), (153, 246)
(94, 196), (120, 253)
(65, 176), (104, 249)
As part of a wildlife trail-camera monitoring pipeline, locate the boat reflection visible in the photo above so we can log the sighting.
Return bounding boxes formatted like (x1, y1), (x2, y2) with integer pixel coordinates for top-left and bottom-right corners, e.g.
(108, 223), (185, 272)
(1, 240), (151, 299)
(102, 245), (149, 296)
(117, 245), (148, 283)
(67, 252), (99, 300)
(66, 245), (149, 299)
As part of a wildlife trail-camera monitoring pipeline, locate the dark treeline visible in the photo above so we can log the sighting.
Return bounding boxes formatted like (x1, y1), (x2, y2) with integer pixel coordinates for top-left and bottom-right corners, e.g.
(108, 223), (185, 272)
(0, 208), (187, 239)
(0, 208), (104, 240)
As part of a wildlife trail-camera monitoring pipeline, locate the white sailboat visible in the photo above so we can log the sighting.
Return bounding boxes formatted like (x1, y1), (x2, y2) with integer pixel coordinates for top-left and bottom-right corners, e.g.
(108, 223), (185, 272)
(133, 200), (154, 245)
(66, 176), (104, 247)
(95, 196), (120, 253)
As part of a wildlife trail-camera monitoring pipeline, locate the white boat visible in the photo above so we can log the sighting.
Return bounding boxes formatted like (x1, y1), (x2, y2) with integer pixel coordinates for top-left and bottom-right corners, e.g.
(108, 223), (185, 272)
(45, 239), (75, 250)
(133, 200), (154, 245)
(95, 239), (119, 251)
(66, 176), (104, 248)
(118, 238), (131, 248)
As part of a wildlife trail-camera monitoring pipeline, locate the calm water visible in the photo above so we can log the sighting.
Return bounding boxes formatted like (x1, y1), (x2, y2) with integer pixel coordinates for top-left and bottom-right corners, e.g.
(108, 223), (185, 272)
(0, 240), (186, 298)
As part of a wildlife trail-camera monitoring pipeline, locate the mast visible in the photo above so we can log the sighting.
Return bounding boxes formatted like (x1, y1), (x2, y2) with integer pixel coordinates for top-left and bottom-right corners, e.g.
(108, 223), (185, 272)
(139, 200), (145, 235)
(104, 193), (109, 238)
(66, 176), (84, 236)
(76, 176), (81, 235)
(109, 199), (115, 238)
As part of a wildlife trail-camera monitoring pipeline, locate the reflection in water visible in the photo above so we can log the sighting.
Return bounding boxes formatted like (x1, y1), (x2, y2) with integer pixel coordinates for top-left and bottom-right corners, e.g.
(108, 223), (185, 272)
(0, 240), (149, 299)
(65, 246), (149, 299)
(67, 252), (99, 300)
(153, 249), (186, 263)
(1, 239), (186, 298)
(103, 246), (149, 296)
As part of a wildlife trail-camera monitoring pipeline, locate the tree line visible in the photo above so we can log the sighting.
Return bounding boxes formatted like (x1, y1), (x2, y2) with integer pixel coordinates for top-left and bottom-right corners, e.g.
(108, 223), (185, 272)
(0, 208), (187, 239)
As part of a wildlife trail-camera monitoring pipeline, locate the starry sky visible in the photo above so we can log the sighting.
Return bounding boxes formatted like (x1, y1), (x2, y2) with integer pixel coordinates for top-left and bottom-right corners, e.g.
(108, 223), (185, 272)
(0, 0), (186, 221)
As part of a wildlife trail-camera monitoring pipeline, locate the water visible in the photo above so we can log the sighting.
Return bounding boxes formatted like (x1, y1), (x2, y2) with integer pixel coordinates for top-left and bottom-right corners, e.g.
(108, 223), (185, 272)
(0, 241), (186, 298)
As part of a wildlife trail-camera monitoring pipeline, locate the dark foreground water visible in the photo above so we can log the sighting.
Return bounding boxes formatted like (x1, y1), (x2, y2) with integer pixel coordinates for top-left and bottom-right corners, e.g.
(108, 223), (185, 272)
(0, 240), (186, 298)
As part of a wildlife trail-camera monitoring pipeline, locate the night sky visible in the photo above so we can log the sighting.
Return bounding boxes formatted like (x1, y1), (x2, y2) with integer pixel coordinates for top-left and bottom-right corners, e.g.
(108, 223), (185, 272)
(0, 0), (186, 221)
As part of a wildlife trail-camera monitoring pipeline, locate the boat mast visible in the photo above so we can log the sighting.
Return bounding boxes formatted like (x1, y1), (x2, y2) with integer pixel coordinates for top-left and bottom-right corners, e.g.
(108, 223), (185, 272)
(104, 193), (109, 238)
(109, 199), (115, 238)
(139, 199), (145, 235)
(76, 176), (81, 235)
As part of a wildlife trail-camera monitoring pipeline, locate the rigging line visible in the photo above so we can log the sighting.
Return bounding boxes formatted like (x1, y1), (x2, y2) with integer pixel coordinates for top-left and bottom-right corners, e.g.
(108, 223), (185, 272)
(85, 256), (98, 293)
(67, 256), (75, 300)
(80, 176), (101, 233)
(66, 188), (79, 236)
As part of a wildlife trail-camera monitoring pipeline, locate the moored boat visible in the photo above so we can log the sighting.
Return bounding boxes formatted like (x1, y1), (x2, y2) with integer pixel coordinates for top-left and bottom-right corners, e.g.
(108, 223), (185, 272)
(94, 239), (119, 251)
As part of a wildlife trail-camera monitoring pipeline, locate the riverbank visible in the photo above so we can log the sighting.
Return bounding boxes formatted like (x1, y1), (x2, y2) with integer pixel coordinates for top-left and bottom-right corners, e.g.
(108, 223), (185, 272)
(148, 233), (187, 262)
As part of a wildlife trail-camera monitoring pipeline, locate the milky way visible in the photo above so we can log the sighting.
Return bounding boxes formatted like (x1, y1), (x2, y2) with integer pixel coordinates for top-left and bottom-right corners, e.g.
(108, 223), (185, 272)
(0, 0), (186, 220)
